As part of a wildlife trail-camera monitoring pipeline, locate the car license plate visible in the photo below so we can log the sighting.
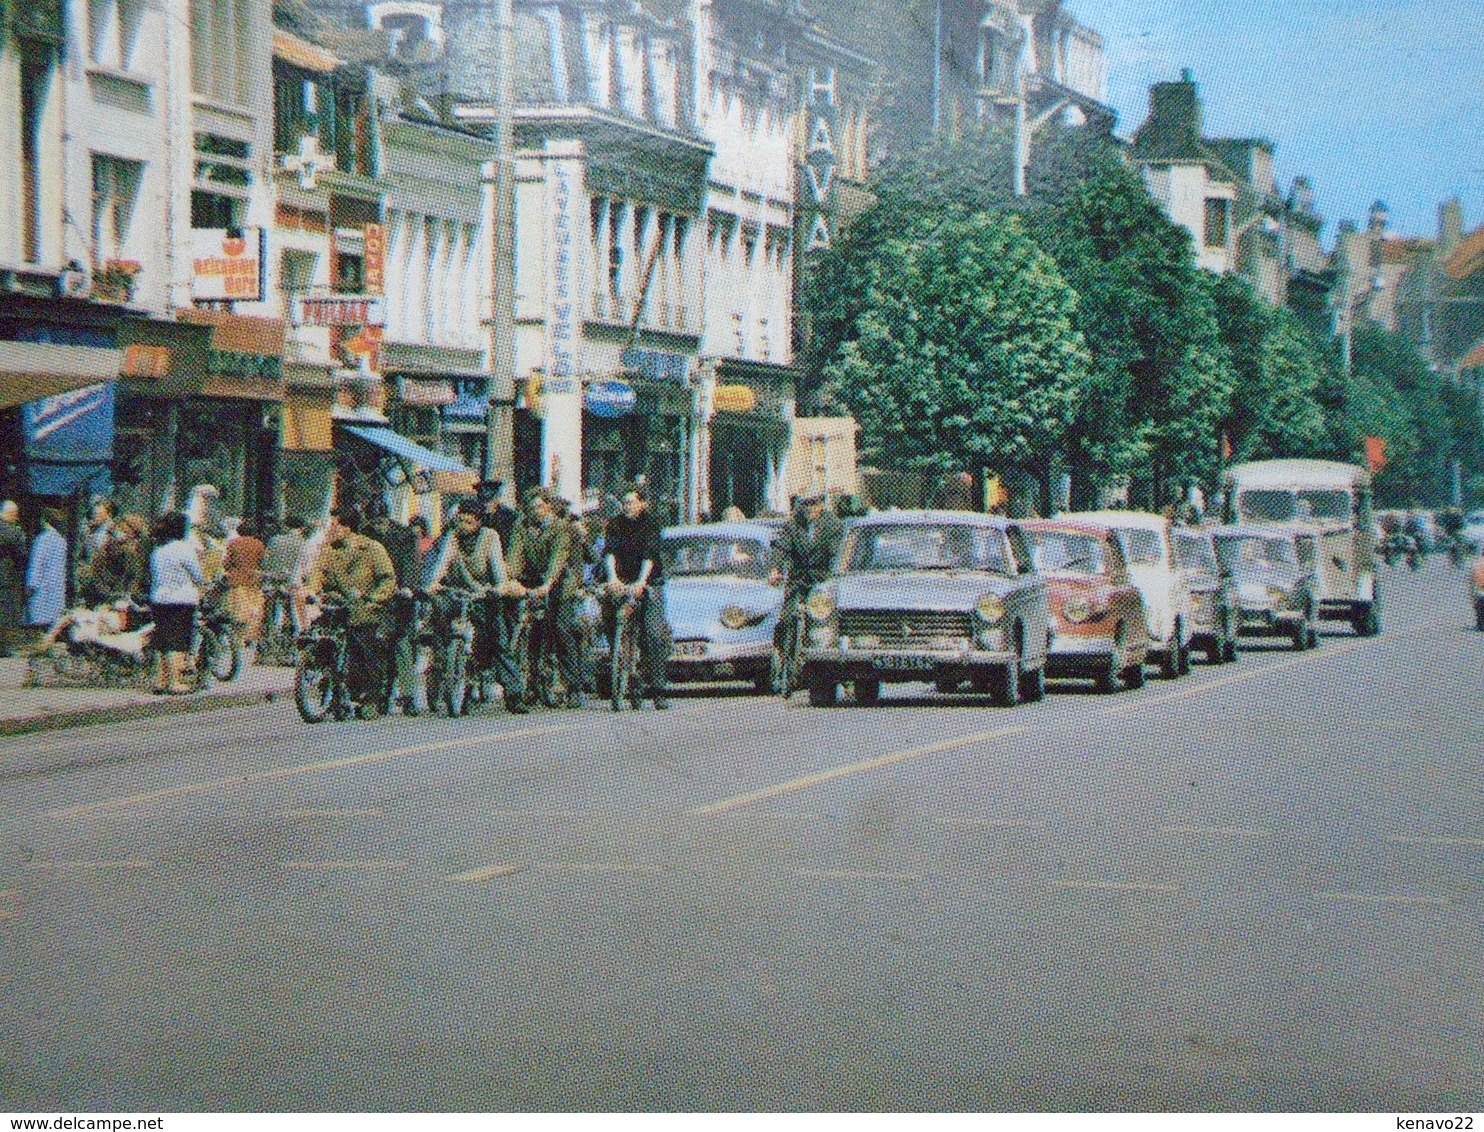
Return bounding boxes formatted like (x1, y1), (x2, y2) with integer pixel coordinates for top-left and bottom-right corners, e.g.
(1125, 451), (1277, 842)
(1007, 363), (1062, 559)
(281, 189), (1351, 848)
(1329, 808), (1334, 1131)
(673, 641), (707, 658)
(872, 655), (935, 672)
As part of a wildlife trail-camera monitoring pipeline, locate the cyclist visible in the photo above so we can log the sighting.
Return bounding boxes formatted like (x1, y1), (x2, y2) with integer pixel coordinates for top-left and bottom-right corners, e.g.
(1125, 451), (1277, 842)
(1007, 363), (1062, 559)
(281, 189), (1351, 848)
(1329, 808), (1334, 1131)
(601, 485), (673, 709)
(505, 488), (584, 709)
(769, 493), (844, 652)
(425, 500), (525, 713)
(307, 507), (397, 715)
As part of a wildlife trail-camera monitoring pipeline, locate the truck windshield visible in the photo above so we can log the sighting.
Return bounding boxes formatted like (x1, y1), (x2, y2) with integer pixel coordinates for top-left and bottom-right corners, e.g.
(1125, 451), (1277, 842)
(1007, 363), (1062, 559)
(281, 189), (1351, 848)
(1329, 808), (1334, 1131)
(1239, 489), (1351, 522)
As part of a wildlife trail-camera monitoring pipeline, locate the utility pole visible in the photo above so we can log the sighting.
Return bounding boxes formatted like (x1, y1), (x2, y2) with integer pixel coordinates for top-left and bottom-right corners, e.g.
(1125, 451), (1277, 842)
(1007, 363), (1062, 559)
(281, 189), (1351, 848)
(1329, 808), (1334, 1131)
(485, 0), (518, 488)
(932, 0), (943, 134)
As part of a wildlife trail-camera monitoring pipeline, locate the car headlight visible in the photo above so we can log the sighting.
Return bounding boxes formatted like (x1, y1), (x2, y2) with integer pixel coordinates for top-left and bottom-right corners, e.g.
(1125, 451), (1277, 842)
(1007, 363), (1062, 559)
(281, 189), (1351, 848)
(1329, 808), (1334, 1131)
(975, 593), (1007, 625)
(1062, 596), (1094, 624)
(810, 624), (838, 647)
(807, 585), (837, 622)
(1266, 585), (1290, 606)
(719, 605), (769, 630)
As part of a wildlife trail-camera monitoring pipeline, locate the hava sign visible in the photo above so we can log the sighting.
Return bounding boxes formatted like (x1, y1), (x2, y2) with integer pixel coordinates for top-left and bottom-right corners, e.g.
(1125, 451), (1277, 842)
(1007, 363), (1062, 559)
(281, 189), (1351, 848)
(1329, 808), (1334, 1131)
(802, 68), (838, 251)
(191, 228), (265, 302)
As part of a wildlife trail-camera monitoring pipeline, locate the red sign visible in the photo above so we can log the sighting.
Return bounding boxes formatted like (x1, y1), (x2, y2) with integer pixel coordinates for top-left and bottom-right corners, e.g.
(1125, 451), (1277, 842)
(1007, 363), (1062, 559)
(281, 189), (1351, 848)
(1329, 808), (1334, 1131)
(292, 295), (386, 328)
(121, 344), (172, 379)
(363, 223), (386, 296)
(1365, 436), (1388, 473)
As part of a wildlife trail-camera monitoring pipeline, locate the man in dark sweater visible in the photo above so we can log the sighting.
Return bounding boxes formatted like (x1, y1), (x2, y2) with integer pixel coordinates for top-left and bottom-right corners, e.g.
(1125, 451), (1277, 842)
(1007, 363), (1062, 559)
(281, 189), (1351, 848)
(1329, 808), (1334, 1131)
(602, 486), (673, 708)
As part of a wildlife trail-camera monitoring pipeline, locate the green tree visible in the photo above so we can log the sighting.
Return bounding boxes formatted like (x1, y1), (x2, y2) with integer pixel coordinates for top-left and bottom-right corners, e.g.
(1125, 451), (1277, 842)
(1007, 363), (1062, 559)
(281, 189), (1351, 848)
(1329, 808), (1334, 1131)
(822, 211), (1091, 492)
(1033, 165), (1235, 503)
(1342, 323), (1450, 505)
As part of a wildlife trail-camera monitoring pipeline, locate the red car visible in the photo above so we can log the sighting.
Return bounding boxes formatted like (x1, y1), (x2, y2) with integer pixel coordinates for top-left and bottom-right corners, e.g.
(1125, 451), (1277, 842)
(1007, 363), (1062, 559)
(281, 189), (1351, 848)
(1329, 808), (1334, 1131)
(1472, 550), (1484, 631)
(1021, 520), (1151, 692)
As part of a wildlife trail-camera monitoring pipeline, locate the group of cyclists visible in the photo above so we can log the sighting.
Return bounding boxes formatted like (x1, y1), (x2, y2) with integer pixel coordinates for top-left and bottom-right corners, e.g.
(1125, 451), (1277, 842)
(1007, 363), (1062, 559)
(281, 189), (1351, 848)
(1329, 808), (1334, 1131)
(291, 480), (682, 721)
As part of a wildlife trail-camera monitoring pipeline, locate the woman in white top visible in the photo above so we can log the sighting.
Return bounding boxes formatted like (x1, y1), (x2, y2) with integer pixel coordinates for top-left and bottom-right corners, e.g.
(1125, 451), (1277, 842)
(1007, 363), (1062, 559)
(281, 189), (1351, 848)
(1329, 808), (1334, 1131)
(149, 511), (205, 694)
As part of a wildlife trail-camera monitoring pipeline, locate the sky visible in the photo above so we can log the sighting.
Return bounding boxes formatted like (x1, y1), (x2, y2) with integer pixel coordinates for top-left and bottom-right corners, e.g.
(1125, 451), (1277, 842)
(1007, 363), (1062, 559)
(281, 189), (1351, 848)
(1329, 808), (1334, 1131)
(1085, 0), (1484, 242)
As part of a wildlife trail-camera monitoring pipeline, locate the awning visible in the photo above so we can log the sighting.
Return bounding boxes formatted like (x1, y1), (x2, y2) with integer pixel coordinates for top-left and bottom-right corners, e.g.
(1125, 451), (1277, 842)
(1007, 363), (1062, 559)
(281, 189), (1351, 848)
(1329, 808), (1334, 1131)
(339, 424), (478, 492)
(0, 341), (124, 409)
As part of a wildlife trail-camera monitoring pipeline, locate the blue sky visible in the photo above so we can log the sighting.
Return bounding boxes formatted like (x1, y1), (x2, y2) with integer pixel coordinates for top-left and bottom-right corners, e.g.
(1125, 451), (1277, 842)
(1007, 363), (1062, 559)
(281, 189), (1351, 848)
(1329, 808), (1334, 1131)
(1086, 0), (1484, 242)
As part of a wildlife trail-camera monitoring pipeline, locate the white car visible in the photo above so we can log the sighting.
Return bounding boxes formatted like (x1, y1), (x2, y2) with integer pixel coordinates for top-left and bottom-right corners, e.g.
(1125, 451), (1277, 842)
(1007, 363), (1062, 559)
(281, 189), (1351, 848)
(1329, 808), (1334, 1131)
(1461, 510), (1484, 555)
(1059, 511), (1195, 678)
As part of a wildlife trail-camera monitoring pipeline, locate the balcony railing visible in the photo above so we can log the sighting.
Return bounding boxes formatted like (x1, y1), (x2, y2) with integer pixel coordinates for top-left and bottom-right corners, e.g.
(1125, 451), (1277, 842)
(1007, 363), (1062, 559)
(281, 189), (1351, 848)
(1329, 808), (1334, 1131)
(590, 291), (696, 335)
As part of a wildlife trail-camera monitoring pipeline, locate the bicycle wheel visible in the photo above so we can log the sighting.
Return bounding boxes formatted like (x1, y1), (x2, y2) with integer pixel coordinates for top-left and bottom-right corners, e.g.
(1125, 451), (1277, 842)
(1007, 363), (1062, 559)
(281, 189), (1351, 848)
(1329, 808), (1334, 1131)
(441, 640), (469, 717)
(610, 607), (635, 711)
(207, 622), (244, 682)
(295, 649), (335, 723)
(192, 628), (216, 693)
(776, 613), (804, 698)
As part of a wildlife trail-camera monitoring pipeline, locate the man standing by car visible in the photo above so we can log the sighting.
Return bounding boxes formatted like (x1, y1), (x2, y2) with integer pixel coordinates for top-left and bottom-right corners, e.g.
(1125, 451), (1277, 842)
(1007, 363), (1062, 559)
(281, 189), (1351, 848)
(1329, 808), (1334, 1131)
(769, 493), (844, 649)
(505, 489), (583, 709)
(309, 508), (397, 714)
(602, 486), (673, 709)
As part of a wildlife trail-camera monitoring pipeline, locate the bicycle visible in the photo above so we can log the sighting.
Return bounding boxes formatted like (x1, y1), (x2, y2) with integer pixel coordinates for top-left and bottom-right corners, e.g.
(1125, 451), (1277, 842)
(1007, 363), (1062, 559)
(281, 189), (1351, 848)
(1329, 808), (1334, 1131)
(198, 584), (244, 684)
(426, 589), (478, 717)
(608, 588), (646, 712)
(770, 591), (808, 699)
(511, 593), (565, 709)
(294, 600), (352, 723)
(256, 579), (299, 667)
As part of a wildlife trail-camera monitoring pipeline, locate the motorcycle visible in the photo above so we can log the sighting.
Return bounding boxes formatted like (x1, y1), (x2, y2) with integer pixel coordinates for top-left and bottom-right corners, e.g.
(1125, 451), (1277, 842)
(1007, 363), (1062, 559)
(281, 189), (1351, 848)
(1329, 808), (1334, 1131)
(27, 597), (237, 690)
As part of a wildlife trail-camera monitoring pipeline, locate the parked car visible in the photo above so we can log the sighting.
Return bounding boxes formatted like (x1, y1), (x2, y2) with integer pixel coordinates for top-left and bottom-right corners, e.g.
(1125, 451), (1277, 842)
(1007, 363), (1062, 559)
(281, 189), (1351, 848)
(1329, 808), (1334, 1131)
(1223, 459), (1379, 636)
(655, 521), (783, 692)
(1020, 519), (1150, 692)
(1058, 510), (1195, 679)
(800, 511), (1049, 707)
(1171, 526), (1240, 664)
(1460, 510), (1484, 555)
(1471, 549), (1484, 631)
(1212, 525), (1321, 650)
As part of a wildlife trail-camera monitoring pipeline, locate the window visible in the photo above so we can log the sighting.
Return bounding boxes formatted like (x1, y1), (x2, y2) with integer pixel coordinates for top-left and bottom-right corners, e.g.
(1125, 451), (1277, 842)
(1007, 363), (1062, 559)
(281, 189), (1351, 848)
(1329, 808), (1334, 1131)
(1024, 529), (1108, 576)
(1204, 197), (1231, 249)
(843, 524), (1012, 575)
(191, 190), (243, 229)
(90, 0), (145, 70)
(18, 41), (57, 264)
(1119, 529), (1167, 567)
(91, 155), (143, 266)
(190, 0), (252, 105)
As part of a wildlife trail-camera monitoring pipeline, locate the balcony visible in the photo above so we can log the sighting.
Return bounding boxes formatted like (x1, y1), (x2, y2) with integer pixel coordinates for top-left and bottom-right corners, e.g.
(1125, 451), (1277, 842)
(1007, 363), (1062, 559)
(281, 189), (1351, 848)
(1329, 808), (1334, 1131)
(589, 291), (696, 335)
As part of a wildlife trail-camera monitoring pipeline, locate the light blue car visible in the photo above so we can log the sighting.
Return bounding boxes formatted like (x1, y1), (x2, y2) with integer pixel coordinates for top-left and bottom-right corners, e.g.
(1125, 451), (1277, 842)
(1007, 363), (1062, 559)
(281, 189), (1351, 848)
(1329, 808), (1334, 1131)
(660, 521), (784, 691)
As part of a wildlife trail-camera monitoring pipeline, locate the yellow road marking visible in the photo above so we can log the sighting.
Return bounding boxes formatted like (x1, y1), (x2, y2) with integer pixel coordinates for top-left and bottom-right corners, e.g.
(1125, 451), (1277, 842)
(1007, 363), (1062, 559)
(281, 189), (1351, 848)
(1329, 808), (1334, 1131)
(486, 810), (592, 820)
(45, 721), (580, 819)
(0, 890), (18, 900)
(449, 864), (523, 882)
(282, 809), (385, 819)
(1161, 826), (1274, 839)
(1051, 880), (1182, 893)
(937, 817), (1047, 829)
(0, 910), (20, 922)
(1385, 835), (1484, 848)
(691, 724), (1030, 816)
(798, 868), (923, 882)
(536, 862), (665, 875)
(1315, 891), (1451, 906)
(25, 860), (150, 870)
(280, 860), (408, 871)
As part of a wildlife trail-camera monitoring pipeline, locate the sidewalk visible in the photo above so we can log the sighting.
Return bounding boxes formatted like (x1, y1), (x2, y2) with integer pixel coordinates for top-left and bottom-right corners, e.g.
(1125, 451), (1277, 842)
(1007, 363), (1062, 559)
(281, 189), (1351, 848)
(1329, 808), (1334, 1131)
(0, 656), (294, 737)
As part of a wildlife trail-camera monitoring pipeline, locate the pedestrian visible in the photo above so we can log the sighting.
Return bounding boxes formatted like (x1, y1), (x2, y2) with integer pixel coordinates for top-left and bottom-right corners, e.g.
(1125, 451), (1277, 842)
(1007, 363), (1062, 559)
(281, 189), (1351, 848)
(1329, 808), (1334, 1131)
(601, 485), (674, 709)
(222, 517), (266, 644)
(0, 500), (29, 657)
(477, 480), (520, 552)
(25, 508), (68, 630)
(364, 502), (422, 589)
(261, 515), (307, 638)
(88, 514), (150, 605)
(148, 511), (205, 695)
(410, 516), (435, 560)
(83, 496), (117, 564)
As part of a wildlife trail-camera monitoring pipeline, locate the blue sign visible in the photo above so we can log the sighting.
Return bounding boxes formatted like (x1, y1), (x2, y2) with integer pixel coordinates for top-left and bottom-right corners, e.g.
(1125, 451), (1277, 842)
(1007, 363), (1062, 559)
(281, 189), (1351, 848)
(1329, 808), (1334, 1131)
(21, 382), (116, 496)
(585, 379), (637, 418)
(621, 348), (689, 384)
(444, 378), (491, 421)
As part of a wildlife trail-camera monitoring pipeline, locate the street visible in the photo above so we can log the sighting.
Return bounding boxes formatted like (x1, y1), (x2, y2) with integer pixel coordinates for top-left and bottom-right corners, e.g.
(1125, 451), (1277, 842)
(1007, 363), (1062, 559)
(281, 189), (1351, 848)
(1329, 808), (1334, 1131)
(0, 561), (1480, 1111)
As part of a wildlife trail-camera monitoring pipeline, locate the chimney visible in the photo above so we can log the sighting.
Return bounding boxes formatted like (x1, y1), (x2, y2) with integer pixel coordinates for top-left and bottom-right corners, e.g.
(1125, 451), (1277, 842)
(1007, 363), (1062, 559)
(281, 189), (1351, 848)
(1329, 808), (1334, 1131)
(1439, 197), (1464, 254)
(1290, 176), (1316, 216)
(1368, 200), (1390, 235)
(1142, 69), (1202, 150)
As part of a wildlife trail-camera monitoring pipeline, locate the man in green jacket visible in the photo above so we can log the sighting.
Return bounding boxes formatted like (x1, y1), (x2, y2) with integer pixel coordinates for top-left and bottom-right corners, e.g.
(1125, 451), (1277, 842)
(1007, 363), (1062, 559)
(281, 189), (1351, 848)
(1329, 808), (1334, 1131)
(505, 488), (584, 708)
(309, 507), (397, 711)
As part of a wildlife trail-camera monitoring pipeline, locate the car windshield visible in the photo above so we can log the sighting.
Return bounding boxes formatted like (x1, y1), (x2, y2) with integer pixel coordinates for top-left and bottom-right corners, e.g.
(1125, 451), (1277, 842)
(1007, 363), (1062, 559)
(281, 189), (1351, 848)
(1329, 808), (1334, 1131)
(1119, 529), (1167, 567)
(843, 524), (1012, 574)
(663, 536), (769, 579)
(1174, 533), (1218, 573)
(1239, 489), (1352, 523)
(1216, 535), (1297, 569)
(1024, 529), (1107, 575)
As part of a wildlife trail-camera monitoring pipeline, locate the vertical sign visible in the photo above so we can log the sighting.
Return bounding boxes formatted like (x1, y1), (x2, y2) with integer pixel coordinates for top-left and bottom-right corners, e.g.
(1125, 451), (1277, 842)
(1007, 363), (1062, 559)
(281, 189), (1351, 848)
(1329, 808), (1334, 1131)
(802, 68), (838, 250)
(543, 157), (586, 505)
(363, 223), (386, 296)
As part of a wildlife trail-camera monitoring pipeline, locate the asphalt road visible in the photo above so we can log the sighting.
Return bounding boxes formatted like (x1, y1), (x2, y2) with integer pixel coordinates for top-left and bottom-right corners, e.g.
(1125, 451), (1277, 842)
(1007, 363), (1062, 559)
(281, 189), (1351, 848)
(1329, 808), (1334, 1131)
(1, 559), (1481, 1111)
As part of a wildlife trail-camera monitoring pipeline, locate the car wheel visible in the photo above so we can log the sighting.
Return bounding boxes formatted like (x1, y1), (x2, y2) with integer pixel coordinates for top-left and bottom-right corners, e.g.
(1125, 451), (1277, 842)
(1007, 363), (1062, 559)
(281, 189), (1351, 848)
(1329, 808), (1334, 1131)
(1222, 637), (1239, 663)
(1353, 599), (1381, 637)
(1175, 625), (1192, 675)
(934, 678), (962, 694)
(989, 660), (1020, 708)
(1094, 653), (1121, 694)
(854, 679), (881, 707)
(1018, 663), (1045, 703)
(1475, 599), (1484, 632)
(1123, 658), (1147, 689)
(807, 674), (838, 707)
(1158, 644), (1181, 681)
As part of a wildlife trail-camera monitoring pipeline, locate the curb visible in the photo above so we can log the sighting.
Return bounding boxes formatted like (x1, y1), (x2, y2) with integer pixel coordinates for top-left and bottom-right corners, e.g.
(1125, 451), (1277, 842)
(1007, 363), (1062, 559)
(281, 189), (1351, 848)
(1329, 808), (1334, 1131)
(0, 687), (287, 738)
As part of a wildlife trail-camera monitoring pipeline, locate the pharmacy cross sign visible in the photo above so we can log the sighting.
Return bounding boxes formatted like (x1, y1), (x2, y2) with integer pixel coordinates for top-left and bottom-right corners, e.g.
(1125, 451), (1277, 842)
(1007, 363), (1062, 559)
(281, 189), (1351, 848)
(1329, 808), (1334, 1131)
(280, 135), (336, 190)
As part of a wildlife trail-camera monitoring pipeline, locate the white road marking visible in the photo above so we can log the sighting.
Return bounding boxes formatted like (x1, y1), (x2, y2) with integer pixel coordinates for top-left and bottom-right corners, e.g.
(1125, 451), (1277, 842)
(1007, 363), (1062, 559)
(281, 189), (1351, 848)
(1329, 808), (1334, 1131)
(797, 868), (924, 882)
(1160, 826), (1275, 839)
(1385, 835), (1484, 848)
(1050, 880), (1183, 893)
(448, 865), (523, 882)
(280, 860), (409, 871)
(1315, 891), (1451, 906)
(24, 860), (150, 871)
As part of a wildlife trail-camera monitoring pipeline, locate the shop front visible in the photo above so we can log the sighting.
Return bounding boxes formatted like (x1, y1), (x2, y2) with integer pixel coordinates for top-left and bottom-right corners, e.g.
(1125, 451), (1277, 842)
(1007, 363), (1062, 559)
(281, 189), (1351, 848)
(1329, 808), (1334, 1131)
(579, 367), (695, 526)
(706, 361), (797, 519)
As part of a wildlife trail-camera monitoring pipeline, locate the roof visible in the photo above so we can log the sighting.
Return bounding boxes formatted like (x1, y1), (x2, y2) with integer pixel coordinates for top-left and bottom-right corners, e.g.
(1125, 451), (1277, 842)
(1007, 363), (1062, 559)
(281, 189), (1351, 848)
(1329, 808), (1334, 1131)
(1058, 510), (1171, 532)
(1211, 524), (1297, 542)
(663, 521), (781, 543)
(1021, 518), (1121, 539)
(1444, 227), (1484, 280)
(1224, 459), (1370, 489)
(1380, 238), (1434, 265)
(1460, 340), (1484, 370)
(845, 510), (1011, 529)
(273, 27), (342, 73)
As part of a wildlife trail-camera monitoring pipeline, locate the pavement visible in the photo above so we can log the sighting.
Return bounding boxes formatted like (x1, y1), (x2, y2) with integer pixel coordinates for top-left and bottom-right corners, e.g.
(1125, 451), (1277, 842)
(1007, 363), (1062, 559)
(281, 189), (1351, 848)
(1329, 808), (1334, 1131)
(0, 655), (294, 737)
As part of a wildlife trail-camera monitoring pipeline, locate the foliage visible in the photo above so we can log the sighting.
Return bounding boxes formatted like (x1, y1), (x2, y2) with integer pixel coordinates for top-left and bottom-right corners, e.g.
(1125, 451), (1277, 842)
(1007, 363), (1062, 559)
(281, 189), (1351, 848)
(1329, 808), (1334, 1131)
(822, 211), (1091, 483)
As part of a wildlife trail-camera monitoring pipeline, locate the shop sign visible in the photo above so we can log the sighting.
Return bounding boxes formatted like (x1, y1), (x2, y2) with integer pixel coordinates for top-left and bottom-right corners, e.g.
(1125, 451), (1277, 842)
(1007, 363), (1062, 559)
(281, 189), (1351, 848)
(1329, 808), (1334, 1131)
(713, 384), (758, 414)
(121, 344), (172, 379)
(585, 379), (637, 418)
(445, 379), (490, 420)
(397, 377), (456, 407)
(621, 347), (689, 384)
(191, 227), (265, 301)
(20, 382), (116, 495)
(292, 294), (386, 328)
(208, 350), (283, 379)
(364, 223), (386, 296)
(802, 68), (838, 251)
